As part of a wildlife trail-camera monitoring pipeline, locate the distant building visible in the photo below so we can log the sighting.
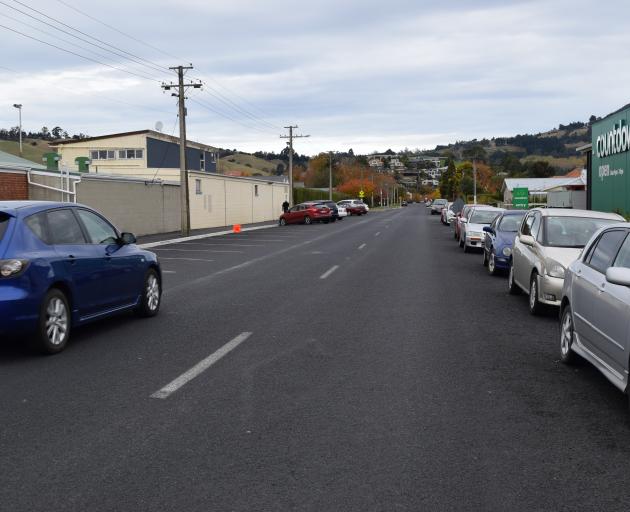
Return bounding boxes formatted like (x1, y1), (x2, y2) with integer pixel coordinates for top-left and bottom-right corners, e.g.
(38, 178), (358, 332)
(52, 129), (219, 180)
(502, 175), (586, 205)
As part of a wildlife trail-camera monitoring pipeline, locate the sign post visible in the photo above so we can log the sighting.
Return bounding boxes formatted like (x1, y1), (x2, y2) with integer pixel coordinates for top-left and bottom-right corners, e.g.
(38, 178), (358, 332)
(512, 187), (529, 209)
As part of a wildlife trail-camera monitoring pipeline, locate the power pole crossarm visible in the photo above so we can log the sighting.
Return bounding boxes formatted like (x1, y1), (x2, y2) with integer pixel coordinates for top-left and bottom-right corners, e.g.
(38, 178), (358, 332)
(161, 65), (202, 236)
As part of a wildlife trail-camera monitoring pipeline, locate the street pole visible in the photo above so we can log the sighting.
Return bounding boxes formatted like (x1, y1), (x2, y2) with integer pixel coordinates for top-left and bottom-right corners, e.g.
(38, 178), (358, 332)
(371, 174), (374, 207)
(473, 158), (477, 204)
(280, 126), (310, 206)
(13, 104), (22, 157)
(329, 151), (333, 200)
(161, 66), (201, 236)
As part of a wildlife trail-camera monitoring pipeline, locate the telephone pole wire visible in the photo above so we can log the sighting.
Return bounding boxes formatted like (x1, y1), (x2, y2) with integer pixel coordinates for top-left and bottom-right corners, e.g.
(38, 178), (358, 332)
(280, 125), (309, 206)
(161, 65), (202, 236)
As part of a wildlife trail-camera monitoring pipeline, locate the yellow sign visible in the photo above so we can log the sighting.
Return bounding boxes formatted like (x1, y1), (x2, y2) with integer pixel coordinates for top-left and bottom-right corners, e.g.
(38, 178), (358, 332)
(359, 190), (365, 198)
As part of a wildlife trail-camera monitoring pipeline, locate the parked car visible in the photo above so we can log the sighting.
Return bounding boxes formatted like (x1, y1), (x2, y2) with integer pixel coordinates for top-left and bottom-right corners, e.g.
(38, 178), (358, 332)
(279, 202), (332, 225)
(441, 202), (453, 225)
(431, 198), (448, 215)
(401, 201), (408, 207)
(453, 204), (478, 240)
(559, 223), (630, 405)
(337, 205), (348, 219)
(0, 201), (161, 354)
(313, 200), (340, 222)
(508, 208), (624, 314)
(339, 199), (367, 216)
(459, 206), (504, 253)
(482, 210), (527, 275)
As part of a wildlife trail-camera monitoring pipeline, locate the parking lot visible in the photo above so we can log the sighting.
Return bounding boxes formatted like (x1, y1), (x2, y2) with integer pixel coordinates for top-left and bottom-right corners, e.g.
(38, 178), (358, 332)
(3, 205), (630, 511)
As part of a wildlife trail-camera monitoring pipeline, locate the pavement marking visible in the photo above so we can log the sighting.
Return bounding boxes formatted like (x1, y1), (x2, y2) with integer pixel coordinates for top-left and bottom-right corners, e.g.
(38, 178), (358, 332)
(140, 225), (276, 249)
(320, 265), (339, 280)
(158, 257), (215, 262)
(153, 248), (244, 253)
(375, 232), (381, 237)
(179, 242), (263, 247)
(358, 243), (366, 250)
(162, 270), (177, 274)
(151, 332), (253, 399)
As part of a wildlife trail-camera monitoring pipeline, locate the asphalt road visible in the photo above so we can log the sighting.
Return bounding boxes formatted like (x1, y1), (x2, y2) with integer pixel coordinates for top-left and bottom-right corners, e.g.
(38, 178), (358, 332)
(3, 206), (630, 511)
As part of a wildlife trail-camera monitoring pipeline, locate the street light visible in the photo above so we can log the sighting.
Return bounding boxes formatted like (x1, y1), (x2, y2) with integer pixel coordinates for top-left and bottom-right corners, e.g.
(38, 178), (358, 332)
(12, 104), (22, 157)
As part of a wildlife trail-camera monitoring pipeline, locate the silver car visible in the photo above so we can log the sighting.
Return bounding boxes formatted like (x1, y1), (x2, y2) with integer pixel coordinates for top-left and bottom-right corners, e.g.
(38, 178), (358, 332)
(508, 208), (624, 314)
(560, 223), (630, 404)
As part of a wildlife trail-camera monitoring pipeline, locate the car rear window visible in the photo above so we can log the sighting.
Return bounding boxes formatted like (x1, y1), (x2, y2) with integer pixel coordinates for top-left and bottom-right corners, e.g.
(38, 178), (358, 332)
(25, 213), (50, 244)
(470, 210), (500, 224)
(0, 213), (9, 242)
(499, 214), (525, 232)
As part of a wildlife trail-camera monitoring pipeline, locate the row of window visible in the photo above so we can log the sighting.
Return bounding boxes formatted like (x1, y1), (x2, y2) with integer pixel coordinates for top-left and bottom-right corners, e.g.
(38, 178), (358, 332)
(89, 149), (144, 161)
(26, 208), (118, 246)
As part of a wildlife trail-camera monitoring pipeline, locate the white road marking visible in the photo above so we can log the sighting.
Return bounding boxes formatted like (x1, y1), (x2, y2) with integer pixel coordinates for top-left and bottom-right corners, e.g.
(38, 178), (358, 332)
(162, 270), (177, 274)
(140, 225), (276, 249)
(151, 332), (253, 399)
(375, 232), (381, 237)
(320, 265), (339, 280)
(358, 243), (366, 250)
(154, 248), (243, 253)
(158, 257), (215, 262)
(179, 243), (262, 247)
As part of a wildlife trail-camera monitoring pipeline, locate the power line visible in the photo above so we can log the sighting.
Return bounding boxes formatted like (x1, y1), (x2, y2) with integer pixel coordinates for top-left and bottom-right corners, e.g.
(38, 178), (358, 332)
(2, 0), (169, 78)
(0, 22), (160, 82)
(188, 96), (277, 135)
(53, 0), (183, 61)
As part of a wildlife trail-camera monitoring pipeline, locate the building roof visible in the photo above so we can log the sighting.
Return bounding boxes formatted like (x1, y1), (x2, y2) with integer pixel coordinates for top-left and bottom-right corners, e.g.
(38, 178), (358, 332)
(0, 149), (46, 170)
(502, 177), (584, 193)
(561, 168), (584, 178)
(51, 129), (218, 153)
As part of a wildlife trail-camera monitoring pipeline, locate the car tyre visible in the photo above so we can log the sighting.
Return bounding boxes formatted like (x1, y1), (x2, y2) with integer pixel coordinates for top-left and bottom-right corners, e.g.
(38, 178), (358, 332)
(135, 269), (161, 318)
(279, 218), (287, 226)
(459, 236), (464, 248)
(304, 216), (312, 225)
(528, 272), (544, 315)
(482, 250), (488, 267)
(508, 262), (521, 295)
(35, 288), (71, 354)
(488, 252), (499, 276)
(560, 305), (579, 365)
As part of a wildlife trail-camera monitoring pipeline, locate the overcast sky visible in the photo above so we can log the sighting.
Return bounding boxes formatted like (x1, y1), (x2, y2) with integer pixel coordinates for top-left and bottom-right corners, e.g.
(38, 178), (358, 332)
(0, 0), (629, 155)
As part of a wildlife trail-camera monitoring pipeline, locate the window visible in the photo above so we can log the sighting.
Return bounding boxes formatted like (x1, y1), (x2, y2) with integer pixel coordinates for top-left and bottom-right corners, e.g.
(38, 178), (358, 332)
(530, 213), (541, 240)
(25, 213), (49, 244)
(46, 209), (86, 244)
(76, 209), (118, 244)
(116, 149), (144, 159)
(200, 153), (205, 171)
(254, 185), (259, 197)
(469, 210), (500, 224)
(543, 217), (621, 248)
(195, 179), (202, 195)
(613, 233), (630, 269)
(521, 213), (535, 236)
(498, 214), (525, 232)
(0, 213), (10, 242)
(587, 230), (627, 274)
(91, 149), (117, 160)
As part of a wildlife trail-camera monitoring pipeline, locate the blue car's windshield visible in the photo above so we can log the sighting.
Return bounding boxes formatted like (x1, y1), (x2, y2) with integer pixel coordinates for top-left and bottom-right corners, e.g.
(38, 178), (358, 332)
(0, 213), (9, 241)
(499, 214), (525, 232)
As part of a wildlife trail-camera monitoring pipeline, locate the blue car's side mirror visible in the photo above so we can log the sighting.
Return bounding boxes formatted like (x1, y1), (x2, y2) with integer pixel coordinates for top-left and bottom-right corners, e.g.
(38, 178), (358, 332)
(483, 226), (493, 233)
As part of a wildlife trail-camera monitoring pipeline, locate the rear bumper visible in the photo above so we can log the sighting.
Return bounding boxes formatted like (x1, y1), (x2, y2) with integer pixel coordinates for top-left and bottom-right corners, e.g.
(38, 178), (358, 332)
(464, 237), (484, 248)
(0, 284), (40, 335)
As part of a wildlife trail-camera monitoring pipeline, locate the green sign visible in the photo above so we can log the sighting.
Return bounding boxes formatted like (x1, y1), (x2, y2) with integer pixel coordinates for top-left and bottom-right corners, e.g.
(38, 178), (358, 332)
(513, 187), (529, 209)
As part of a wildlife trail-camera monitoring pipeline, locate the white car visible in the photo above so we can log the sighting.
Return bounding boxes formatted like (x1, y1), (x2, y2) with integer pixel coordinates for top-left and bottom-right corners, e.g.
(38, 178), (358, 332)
(338, 199), (369, 212)
(337, 205), (348, 218)
(459, 206), (504, 253)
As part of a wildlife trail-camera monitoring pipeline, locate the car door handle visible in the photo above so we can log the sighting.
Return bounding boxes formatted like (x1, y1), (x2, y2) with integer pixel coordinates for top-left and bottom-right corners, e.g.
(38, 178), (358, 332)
(67, 255), (76, 265)
(599, 283), (606, 293)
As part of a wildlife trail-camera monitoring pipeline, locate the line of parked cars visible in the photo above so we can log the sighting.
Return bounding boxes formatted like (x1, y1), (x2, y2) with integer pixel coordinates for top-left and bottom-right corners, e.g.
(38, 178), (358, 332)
(430, 199), (630, 409)
(279, 198), (369, 226)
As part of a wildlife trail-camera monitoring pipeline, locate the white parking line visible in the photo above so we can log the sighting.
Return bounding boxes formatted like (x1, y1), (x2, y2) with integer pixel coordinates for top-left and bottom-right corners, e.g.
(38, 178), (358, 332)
(320, 265), (339, 280)
(154, 248), (244, 253)
(375, 232), (381, 237)
(140, 225), (275, 249)
(162, 270), (177, 274)
(179, 243), (263, 247)
(358, 243), (366, 250)
(159, 257), (215, 262)
(151, 332), (253, 399)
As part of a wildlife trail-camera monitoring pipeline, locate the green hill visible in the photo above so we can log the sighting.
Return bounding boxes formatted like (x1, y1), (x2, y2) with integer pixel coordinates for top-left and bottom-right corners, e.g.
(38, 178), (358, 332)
(218, 152), (284, 177)
(0, 138), (52, 164)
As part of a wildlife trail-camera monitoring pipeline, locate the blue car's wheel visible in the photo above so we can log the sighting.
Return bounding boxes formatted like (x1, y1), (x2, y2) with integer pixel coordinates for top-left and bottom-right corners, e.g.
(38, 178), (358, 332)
(135, 269), (161, 318)
(488, 251), (498, 276)
(36, 288), (71, 354)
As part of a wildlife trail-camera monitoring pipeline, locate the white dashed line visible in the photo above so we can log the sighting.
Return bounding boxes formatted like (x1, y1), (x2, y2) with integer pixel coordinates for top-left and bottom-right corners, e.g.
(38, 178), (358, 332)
(320, 265), (339, 280)
(358, 243), (366, 250)
(151, 332), (253, 399)
(375, 232), (381, 237)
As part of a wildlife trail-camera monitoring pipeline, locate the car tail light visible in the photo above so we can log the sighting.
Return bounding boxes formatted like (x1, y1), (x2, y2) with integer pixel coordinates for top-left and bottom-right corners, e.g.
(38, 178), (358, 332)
(0, 259), (29, 278)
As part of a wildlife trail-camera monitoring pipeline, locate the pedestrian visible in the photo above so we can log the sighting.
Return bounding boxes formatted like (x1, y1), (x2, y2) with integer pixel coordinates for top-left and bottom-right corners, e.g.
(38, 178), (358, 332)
(282, 200), (289, 213)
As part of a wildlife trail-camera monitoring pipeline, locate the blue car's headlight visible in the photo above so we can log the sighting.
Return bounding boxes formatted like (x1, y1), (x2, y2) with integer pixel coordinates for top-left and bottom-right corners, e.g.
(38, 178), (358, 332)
(0, 259), (29, 278)
(502, 247), (512, 257)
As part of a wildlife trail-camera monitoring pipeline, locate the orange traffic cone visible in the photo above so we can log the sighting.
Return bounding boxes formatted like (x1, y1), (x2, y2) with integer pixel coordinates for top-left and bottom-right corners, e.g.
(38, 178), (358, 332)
(233, 224), (241, 233)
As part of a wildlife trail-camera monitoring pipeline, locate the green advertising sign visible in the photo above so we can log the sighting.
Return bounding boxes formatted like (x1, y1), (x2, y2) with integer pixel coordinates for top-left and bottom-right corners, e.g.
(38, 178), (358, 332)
(591, 107), (630, 214)
(512, 187), (529, 209)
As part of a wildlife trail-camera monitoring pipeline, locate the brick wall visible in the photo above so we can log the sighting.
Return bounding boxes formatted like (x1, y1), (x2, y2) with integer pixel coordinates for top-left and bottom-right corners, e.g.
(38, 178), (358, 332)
(0, 171), (28, 200)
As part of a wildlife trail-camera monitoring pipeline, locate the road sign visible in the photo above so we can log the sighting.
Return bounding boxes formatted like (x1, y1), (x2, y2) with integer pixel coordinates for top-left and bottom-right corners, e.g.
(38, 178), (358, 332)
(359, 190), (365, 198)
(512, 187), (529, 209)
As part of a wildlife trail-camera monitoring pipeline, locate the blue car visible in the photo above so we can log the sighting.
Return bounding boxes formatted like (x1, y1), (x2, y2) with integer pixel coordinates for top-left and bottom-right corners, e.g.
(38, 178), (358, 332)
(482, 210), (527, 276)
(0, 201), (161, 353)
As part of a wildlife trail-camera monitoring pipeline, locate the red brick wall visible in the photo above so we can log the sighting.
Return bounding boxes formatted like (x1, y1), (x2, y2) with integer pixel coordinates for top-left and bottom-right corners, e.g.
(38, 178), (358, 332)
(0, 171), (28, 200)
